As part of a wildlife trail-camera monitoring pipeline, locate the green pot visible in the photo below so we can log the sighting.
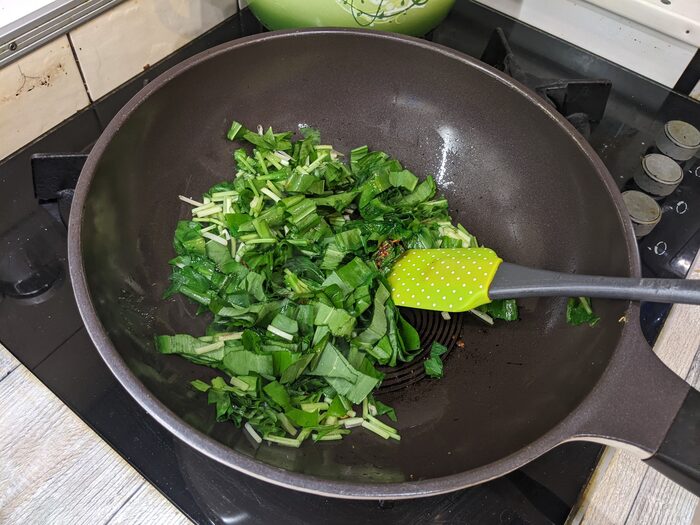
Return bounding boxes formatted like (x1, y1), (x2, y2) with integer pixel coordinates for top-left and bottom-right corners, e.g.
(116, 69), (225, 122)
(246, 0), (455, 37)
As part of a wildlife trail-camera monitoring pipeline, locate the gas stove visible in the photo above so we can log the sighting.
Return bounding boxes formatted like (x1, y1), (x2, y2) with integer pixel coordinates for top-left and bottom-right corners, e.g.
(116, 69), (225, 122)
(2, 2), (699, 523)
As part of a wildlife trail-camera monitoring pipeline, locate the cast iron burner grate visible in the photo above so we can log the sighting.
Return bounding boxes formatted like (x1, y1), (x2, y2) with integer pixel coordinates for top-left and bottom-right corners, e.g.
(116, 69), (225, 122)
(32, 152), (87, 226)
(377, 309), (463, 393)
(481, 28), (612, 140)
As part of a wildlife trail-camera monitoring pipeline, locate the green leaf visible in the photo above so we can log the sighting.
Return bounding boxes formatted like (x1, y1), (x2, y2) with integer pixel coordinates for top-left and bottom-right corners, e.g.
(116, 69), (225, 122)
(422, 341), (449, 379)
(222, 350), (273, 376)
(430, 341), (448, 357)
(264, 381), (291, 409)
(398, 313), (421, 352)
(313, 303), (356, 337)
(225, 213), (251, 235)
(285, 407), (320, 428)
(353, 285), (372, 316)
(334, 228), (363, 252)
(424, 356), (444, 378)
(156, 334), (201, 355)
(173, 221), (206, 256)
(371, 399), (397, 422)
(244, 272), (266, 301)
(299, 126), (320, 143)
(566, 297), (600, 326)
(326, 371), (378, 404)
(308, 343), (359, 383)
(270, 350), (300, 376)
(350, 145), (368, 172)
(359, 171), (391, 209)
(335, 257), (374, 291)
(270, 313), (299, 335)
(320, 242), (346, 271)
(155, 334), (225, 365)
(389, 169), (418, 192)
(208, 389), (232, 420)
(280, 354), (315, 384)
(296, 304), (315, 334)
(313, 191), (360, 212)
(326, 395), (349, 417)
(353, 283), (390, 350)
(393, 176), (436, 209)
(308, 344), (379, 404)
(479, 299), (519, 321)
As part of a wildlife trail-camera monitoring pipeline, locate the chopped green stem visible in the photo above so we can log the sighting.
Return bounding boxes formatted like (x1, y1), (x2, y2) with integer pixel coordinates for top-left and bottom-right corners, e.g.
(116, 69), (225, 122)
(315, 433), (343, 441)
(193, 341), (224, 355)
(578, 296), (593, 315)
(341, 417), (364, 428)
(244, 422), (262, 444)
(361, 420), (393, 440)
(179, 195), (204, 206)
(469, 309), (494, 325)
(366, 413), (397, 435)
(264, 435), (302, 447)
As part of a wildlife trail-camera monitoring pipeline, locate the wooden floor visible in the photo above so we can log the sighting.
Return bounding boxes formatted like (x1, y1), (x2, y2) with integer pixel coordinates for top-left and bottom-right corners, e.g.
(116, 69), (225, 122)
(0, 345), (190, 524)
(0, 257), (698, 523)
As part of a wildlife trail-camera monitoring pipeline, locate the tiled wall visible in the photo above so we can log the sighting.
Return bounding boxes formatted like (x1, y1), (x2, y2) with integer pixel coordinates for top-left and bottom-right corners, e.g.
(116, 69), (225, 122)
(0, 0), (238, 161)
(0, 36), (89, 160)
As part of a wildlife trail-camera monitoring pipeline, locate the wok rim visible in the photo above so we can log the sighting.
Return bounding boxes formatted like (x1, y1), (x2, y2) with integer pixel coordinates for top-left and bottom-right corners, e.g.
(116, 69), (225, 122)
(68, 28), (641, 500)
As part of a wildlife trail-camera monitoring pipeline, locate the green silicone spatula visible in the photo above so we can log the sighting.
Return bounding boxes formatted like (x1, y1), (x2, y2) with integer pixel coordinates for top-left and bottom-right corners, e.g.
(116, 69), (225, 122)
(387, 248), (700, 312)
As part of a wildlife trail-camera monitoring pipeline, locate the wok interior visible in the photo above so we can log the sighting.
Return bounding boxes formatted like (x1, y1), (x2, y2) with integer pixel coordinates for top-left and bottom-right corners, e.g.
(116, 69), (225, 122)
(80, 33), (631, 483)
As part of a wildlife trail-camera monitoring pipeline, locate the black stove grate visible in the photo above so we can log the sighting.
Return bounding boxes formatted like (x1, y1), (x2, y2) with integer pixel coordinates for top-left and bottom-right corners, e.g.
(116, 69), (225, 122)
(481, 28), (611, 140)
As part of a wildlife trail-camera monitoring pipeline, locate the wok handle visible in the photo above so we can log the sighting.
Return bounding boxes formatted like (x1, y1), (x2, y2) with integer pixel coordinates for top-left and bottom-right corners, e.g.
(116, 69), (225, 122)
(643, 387), (700, 494)
(490, 263), (700, 304)
(570, 322), (700, 496)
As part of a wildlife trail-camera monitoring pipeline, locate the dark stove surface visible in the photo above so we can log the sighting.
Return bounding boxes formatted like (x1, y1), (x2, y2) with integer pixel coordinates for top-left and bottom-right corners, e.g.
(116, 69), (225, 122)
(2, 2), (699, 524)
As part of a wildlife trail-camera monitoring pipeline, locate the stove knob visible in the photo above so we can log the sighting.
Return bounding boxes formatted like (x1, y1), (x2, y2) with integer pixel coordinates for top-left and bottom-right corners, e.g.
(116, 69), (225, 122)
(655, 120), (700, 161)
(622, 190), (661, 238)
(635, 153), (683, 197)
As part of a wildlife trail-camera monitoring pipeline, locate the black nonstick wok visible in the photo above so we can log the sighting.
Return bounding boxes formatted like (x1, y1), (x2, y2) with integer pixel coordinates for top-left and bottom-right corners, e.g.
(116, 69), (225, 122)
(68, 29), (700, 498)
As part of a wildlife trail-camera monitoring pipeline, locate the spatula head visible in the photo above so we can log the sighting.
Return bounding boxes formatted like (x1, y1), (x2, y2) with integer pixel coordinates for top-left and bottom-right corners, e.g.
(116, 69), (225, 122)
(387, 248), (503, 312)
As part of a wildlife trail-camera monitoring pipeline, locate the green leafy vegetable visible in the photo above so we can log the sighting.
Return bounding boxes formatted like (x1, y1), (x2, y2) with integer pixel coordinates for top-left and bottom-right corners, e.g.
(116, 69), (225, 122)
(424, 341), (449, 379)
(371, 397), (397, 422)
(566, 297), (600, 326)
(157, 120), (520, 447)
(478, 299), (519, 321)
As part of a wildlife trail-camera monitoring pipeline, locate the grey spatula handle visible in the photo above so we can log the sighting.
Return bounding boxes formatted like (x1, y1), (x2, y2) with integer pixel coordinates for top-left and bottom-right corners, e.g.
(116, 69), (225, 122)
(490, 263), (700, 304)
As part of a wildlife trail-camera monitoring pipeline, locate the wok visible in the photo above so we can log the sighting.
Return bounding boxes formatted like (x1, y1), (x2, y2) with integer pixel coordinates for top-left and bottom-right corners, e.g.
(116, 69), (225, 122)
(68, 29), (700, 498)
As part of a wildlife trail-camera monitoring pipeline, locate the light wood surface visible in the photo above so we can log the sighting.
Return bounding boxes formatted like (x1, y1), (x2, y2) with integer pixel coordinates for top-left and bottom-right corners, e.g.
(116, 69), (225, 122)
(0, 343), (189, 525)
(570, 254), (700, 525)
(0, 345), (19, 380)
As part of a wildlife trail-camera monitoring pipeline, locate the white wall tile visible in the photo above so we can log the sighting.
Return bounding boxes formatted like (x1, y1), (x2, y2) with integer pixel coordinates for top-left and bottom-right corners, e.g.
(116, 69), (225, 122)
(0, 35), (89, 161)
(586, 0), (700, 48)
(70, 0), (238, 101)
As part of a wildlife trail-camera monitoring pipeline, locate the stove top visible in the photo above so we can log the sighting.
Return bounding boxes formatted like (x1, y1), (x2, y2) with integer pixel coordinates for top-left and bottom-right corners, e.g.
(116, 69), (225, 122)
(2, 2), (699, 523)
